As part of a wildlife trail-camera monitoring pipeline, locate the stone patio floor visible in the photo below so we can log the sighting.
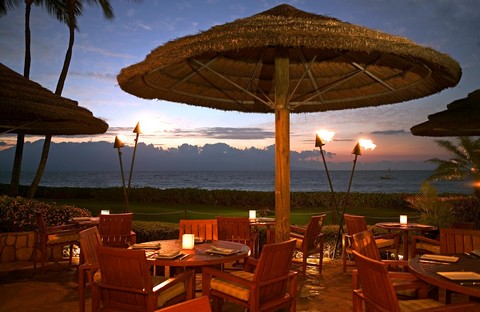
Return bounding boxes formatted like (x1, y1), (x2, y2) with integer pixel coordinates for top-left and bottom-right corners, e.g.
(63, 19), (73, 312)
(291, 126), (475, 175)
(0, 258), (354, 312)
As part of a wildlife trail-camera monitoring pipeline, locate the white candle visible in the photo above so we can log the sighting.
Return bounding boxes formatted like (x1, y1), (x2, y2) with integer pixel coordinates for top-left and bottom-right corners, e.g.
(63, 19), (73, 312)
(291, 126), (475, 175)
(249, 210), (257, 221)
(182, 234), (195, 249)
(100, 210), (110, 215)
(400, 215), (408, 225)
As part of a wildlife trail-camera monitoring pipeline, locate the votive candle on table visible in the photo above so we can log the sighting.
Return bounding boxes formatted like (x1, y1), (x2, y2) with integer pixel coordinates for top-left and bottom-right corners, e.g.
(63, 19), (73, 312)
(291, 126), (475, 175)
(100, 210), (110, 215)
(182, 234), (195, 249)
(400, 215), (408, 225)
(249, 210), (256, 222)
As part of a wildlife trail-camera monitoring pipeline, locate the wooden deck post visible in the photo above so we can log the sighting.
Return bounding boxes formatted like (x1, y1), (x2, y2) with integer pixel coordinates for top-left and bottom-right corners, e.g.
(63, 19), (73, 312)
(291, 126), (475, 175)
(274, 48), (290, 243)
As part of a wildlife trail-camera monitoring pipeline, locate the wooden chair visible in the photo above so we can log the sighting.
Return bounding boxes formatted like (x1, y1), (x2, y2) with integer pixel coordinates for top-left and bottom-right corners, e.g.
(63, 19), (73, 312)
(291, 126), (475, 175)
(351, 230), (429, 299)
(78, 226), (102, 312)
(342, 214), (399, 272)
(202, 239), (297, 312)
(289, 214), (326, 277)
(216, 216), (258, 259)
(92, 246), (195, 312)
(98, 213), (136, 248)
(154, 296), (211, 312)
(352, 249), (480, 312)
(178, 219), (218, 241)
(410, 222), (476, 257)
(33, 211), (80, 272)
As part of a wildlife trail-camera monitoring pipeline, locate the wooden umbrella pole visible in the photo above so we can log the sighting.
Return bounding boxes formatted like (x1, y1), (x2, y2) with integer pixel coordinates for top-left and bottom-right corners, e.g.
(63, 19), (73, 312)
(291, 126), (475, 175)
(274, 48), (291, 243)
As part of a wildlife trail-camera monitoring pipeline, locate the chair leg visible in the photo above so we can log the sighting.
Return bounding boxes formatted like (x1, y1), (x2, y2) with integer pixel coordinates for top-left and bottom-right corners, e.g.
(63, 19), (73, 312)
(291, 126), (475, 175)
(319, 241), (324, 273)
(79, 268), (86, 312)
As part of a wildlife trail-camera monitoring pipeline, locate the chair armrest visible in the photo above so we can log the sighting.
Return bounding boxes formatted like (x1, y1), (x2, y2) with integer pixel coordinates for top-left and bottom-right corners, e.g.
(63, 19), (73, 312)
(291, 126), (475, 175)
(410, 235), (439, 258)
(289, 232), (304, 240)
(290, 225), (306, 234)
(373, 232), (399, 241)
(153, 270), (195, 299)
(244, 257), (258, 272)
(382, 259), (409, 271)
(410, 235), (439, 245)
(45, 226), (79, 236)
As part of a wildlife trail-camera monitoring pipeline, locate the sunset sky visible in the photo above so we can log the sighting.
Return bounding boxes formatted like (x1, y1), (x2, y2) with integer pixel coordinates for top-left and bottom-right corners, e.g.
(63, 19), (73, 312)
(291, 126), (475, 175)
(1, 0), (479, 167)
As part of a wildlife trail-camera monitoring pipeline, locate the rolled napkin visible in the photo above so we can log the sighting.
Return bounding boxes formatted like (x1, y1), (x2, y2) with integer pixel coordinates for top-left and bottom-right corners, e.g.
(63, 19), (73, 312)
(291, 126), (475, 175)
(131, 242), (161, 249)
(420, 254), (459, 263)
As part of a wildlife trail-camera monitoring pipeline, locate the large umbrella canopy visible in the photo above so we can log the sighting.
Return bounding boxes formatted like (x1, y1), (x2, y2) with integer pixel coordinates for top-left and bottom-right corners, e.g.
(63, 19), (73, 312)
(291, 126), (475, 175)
(0, 63), (108, 135)
(118, 4), (461, 241)
(411, 89), (480, 137)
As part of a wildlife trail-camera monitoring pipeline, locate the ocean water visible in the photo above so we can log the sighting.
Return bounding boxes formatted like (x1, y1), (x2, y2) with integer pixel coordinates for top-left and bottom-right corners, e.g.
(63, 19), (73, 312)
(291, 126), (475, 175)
(0, 170), (473, 194)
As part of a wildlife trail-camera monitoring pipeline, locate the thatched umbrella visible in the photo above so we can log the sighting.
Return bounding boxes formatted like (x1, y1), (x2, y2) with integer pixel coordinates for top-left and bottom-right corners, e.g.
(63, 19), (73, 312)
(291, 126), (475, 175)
(411, 89), (480, 137)
(117, 4), (461, 242)
(0, 63), (108, 135)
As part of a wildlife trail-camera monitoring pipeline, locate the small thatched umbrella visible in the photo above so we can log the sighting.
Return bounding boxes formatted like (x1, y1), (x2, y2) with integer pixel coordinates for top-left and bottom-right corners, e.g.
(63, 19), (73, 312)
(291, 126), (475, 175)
(117, 4), (461, 242)
(411, 89), (480, 137)
(0, 63), (108, 135)
(0, 63), (108, 197)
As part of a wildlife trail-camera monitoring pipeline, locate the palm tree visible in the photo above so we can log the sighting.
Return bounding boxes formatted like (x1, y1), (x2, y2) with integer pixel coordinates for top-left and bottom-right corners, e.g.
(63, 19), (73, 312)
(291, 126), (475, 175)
(426, 137), (480, 198)
(0, 0), (62, 196)
(28, 0), (115, 198)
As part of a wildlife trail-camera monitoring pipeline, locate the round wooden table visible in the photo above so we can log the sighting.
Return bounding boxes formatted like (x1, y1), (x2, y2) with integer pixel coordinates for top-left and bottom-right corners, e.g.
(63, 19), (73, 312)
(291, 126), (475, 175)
(375, 222), (437, 260)
(145, 239), (250, 269)
(408, 254), (480, 299)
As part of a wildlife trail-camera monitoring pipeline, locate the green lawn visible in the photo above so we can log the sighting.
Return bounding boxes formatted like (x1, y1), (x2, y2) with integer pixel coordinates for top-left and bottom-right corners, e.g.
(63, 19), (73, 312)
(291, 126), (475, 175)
(51, 198), (420, 226)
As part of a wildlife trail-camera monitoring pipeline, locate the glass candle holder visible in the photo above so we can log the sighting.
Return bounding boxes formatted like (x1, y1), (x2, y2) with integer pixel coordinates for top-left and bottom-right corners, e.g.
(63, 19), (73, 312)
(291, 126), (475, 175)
(249, 210), (257, 222)
(182, 234), (195, 249)
(400, 215), (408, 225)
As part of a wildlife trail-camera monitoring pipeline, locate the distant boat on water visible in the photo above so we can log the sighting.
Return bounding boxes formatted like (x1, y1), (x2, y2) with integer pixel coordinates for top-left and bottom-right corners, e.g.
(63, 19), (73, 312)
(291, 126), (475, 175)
(380, 169), (394, 180)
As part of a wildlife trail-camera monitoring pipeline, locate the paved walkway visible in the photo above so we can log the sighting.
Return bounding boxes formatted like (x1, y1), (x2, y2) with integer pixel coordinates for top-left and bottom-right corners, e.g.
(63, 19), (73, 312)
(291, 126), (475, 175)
(0, 258), (354, 312)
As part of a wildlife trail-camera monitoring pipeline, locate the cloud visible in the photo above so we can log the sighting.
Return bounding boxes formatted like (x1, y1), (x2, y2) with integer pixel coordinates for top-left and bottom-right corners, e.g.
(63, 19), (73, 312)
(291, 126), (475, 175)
(68, 71), (116, 81)
(165, 127), (274, 140)
(76, 45), (135, 59)
(371, 130), (409, 135)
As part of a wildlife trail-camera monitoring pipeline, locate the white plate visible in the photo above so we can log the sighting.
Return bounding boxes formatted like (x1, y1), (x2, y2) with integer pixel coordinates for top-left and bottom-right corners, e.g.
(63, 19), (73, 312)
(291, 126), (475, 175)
(437, 271), (480, 280)
(420, 254), (459, 263)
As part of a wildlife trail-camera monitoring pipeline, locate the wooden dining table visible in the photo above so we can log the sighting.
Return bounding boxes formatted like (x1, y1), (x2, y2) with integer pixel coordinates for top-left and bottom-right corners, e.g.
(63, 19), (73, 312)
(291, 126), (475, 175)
(375, 222), (437, 260)
(408, 253), (480, 299)
(137, 239), (251, 275)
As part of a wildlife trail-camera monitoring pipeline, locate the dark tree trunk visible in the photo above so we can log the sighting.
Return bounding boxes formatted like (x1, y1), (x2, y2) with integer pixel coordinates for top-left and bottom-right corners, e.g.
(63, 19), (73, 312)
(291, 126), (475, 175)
(28, 135), (51, 198)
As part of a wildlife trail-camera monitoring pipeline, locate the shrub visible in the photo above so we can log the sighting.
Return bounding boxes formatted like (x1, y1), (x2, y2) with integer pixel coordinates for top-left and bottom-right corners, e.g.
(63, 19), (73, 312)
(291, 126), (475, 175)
(0, 195), (91, 232)
(132, 221), (179, 242)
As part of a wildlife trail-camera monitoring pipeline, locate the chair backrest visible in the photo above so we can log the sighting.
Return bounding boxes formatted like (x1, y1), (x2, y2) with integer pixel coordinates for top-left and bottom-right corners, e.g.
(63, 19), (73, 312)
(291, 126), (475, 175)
(344, 214), (368, 235)
(451, 222), (476, 230)
(96, 245), (154, 311)
(98, 213), (133, 247)
(216, 216), (251, 244)
(352, 250), (400, 312)
(253, 239), (296, 301)
(154, 296), (211, 312)
(178, 219), (218, 240)
(439, 228), (480, 254)
(79, 226), (102, 267)
(302, 214), (326, 249)
(351, 230), (382, 261)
